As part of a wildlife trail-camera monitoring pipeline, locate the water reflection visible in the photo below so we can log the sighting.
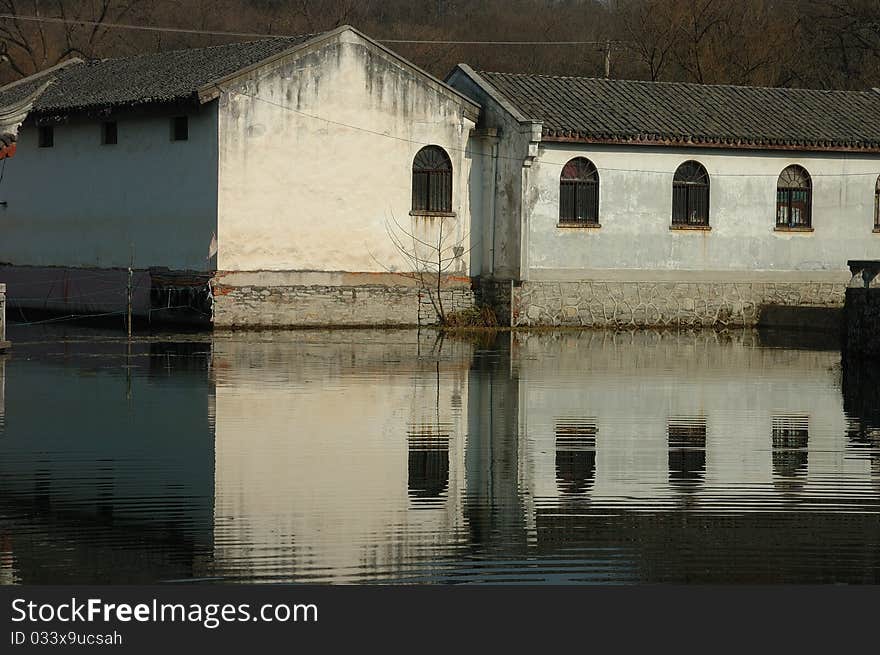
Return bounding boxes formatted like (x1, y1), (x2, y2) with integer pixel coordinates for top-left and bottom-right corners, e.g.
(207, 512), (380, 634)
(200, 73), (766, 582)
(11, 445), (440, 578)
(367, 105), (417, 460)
(555, 421), (597, 496)
(667, 417), (706, 489)
(0, 326), (878, 584)
(771, 415), (810, 489)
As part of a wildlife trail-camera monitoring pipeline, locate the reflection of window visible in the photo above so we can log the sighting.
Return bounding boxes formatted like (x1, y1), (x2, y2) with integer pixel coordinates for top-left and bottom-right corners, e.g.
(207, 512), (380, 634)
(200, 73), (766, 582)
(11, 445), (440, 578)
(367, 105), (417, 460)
(668, 417), (706, 485)
(672, 161), (709, 226)
(407, 427), (449, 502)
(412, 145), (452, 213)
(559, 157), (599, 225)
(776, 165), (812, 229)
(555, 421), (597, 495)
(772, 415), (809, 479)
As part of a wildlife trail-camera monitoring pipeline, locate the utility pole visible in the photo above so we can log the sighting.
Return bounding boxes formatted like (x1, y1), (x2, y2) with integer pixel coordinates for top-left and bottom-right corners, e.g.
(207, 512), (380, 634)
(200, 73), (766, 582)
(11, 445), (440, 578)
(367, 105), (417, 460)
(604, 40), (612, 78)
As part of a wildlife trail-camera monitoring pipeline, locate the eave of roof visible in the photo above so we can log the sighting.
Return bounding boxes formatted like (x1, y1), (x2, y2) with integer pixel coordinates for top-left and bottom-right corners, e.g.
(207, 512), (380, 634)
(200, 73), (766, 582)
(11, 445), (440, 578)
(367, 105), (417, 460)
(541, 133), (880, 154)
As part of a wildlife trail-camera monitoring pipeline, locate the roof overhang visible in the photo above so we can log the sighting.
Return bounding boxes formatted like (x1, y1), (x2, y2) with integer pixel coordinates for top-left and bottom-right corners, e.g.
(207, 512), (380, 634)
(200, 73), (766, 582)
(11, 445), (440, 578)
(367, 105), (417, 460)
(542, 133), (880, 154)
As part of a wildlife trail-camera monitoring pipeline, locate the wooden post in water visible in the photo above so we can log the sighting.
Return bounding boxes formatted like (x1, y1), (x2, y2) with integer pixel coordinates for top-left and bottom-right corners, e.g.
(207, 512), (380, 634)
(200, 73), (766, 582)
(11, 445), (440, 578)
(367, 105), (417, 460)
(127, 266), (133, 340)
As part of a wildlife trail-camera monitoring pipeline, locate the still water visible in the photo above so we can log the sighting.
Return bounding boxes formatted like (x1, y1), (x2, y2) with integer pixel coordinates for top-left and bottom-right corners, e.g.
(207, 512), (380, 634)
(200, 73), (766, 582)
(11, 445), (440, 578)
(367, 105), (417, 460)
(0, 325), (878, 584)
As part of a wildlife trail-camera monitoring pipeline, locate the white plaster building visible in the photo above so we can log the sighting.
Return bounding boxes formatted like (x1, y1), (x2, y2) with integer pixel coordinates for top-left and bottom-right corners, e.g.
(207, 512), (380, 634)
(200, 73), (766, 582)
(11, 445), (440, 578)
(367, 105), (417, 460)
(2, 27), (880, 328)
(447, 66), (880, 327)
(0, 27), (479, 327)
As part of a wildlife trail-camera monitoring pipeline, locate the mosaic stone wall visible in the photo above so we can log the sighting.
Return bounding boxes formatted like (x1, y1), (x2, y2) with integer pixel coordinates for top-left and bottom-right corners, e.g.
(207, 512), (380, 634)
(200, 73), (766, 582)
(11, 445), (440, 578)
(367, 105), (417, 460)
(511, 280), (846, 328)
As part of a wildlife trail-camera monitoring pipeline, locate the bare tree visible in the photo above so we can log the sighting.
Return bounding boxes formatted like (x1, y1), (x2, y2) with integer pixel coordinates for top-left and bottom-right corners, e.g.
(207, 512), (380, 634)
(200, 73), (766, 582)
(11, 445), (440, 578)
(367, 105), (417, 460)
(615, 0), (682, 81)
(0, 0), (142, 81)
(377, 213), (472, 326)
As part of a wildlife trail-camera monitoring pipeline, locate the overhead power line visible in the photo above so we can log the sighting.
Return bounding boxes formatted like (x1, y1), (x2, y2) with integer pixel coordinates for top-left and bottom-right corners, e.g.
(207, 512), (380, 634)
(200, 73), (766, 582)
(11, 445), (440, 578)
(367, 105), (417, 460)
(0, 13), (628, 46)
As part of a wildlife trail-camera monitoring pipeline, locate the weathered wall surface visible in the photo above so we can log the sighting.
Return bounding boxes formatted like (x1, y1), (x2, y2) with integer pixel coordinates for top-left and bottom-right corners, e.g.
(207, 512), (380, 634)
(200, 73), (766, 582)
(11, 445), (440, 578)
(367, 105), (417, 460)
(0, 109), (218, 271)
(496, 142), (880, 326)
(446, 67), (535, 280)
(214, 31), (478, 326)
(525, 143), (880, 277)
(216, 31), (476, 276)
(212, 271), (474, 327)
(512, 274), (846, 327)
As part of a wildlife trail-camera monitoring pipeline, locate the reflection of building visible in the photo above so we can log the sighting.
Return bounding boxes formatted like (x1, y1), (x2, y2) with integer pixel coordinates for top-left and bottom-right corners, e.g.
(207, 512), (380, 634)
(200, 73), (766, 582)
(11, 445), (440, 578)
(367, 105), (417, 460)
(0, 339), (214, 583)
(2, 329), (878, 583)
(668, 417), (706, 489)
(511, 331), (873, 511)
(210, 331), (472, 582)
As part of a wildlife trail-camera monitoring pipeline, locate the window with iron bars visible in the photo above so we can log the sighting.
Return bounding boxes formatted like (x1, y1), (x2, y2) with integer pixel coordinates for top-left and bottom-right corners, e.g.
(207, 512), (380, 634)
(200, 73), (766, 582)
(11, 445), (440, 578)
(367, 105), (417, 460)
(776, 165), (812, 229)
(672, 161), (709, 226)
(559, 157), (599, 225)
(412, 145), (452, 213)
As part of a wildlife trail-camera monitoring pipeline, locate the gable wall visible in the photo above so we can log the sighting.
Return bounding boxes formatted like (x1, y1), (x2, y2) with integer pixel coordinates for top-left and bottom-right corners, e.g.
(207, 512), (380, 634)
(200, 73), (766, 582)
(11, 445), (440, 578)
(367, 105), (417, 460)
(216, 31), (476, 276)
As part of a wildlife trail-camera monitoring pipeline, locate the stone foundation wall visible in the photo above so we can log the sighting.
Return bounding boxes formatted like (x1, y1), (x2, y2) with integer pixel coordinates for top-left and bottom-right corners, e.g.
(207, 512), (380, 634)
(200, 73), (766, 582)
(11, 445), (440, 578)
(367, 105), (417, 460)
(212, 274), (475, 328)
(511, 280), (846, 328)
(474, 277), (513, 326)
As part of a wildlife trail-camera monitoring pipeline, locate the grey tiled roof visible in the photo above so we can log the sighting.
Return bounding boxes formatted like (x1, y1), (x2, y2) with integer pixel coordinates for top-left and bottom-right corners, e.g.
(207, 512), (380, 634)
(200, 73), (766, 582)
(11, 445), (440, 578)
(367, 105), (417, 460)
(478, 71), (880, 151)
(0, 35), (318, 116)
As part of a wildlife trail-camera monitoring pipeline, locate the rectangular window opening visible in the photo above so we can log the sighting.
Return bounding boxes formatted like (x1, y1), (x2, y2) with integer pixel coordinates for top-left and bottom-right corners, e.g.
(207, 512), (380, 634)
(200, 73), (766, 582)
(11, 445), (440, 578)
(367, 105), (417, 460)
(38, 125), (54, 148)
(171, 116), (189, 142)
(559, 181), (598, 224)
(102, 121), (117, 145)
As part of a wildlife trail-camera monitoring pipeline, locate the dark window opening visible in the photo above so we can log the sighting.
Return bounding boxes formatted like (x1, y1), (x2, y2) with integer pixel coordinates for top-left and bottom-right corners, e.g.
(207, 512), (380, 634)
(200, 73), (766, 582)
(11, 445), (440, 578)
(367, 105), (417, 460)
(874, 176), (880, 230)
(102, 121), (117, 145)
(172, 116), (189, 142)
(407, 428), (450, 502)
(559, 157), (599, 224)
(38, 125), (54, 148)
(772, 415), (809, 481)
(412, 145), (452, 213)
(555, 421), (597, 495)
(668, 418), (707, 486)
(672, 161), (709, 226)
(776, 165), (812, 229)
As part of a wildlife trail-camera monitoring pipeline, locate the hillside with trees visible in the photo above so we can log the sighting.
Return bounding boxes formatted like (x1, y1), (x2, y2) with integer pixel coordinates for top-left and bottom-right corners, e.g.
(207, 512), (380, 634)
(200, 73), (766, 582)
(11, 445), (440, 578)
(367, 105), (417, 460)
(1, 0), (879, 90)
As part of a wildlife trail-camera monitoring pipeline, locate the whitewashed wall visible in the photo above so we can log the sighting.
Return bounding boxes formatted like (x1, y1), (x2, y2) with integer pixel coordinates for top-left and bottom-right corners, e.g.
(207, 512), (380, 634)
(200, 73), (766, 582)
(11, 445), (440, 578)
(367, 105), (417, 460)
(0, 109), (218, 270)
(216, 30), (477, 277)
(524, 143), (880, 279)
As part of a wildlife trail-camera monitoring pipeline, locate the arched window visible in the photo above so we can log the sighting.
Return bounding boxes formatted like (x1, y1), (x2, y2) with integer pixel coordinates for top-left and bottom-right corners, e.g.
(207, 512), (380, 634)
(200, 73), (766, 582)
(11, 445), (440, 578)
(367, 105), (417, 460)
(672, 161), (709, 226)
(874, 176), (880, 231)
(559, 157), (599, 224)
(776, 165), (812, 229)
(412, 146), (452, 213)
